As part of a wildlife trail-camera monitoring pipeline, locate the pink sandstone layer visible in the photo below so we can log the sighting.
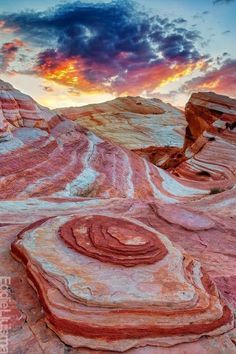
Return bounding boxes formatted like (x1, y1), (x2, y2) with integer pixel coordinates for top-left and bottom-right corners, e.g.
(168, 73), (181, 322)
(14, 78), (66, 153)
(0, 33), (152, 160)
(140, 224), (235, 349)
(0, 81), (235, 353)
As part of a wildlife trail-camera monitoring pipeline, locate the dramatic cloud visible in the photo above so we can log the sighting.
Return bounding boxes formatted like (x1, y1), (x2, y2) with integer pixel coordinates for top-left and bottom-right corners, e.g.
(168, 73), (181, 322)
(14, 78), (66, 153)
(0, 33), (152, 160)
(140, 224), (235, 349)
(181, 59), (236, 97)
(0, 0), (206, 95)
(0, 39), (25, 72)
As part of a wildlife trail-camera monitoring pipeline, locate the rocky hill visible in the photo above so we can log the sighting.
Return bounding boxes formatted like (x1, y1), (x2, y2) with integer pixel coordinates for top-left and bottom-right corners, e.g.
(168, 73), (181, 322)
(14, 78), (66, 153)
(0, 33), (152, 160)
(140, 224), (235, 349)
(56, 96), (186, 167)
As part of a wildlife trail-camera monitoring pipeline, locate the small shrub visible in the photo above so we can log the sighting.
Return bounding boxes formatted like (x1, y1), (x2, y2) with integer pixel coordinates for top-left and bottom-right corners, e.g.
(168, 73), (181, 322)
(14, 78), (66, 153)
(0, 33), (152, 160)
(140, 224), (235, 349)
(208, 137), (215, 141)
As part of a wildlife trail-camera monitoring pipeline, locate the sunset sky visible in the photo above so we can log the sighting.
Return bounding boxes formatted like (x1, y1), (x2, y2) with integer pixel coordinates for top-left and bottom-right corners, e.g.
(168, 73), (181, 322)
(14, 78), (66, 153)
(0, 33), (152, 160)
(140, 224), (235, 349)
(0, 0), (235, 108)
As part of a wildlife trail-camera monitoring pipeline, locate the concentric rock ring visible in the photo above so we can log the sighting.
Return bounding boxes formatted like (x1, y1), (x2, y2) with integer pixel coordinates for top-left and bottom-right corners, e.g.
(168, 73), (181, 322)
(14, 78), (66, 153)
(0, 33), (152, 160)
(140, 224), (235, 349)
(59, 215), (168, 266)
(11, 213), (234, 352)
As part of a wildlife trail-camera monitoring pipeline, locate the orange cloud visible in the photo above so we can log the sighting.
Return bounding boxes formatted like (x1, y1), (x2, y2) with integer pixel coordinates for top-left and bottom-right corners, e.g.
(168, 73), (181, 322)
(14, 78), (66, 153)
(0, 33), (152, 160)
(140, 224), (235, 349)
(34, 50), (206, 96)
(182, 59), (236, 97)
(159, 60), (206, 87)
(0, 1), (208, 99)
(35, 54), (107, 94)
(113, 59), (206, 96)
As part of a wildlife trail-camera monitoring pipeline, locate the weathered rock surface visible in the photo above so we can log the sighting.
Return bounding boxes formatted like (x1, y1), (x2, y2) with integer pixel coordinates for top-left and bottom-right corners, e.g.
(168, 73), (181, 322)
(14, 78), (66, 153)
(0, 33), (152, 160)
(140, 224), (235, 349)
(56, 96), (186, 167)
(185, 92), (236, 143)
(171, 92), (236, 194)
(0, 121), (212, 201)
(0, 197), (236, 353)
(0, 84), (214, 202)
(0, 82), (235, 353)
(10, 207), (234, 351)
(0, 79), (61, 137)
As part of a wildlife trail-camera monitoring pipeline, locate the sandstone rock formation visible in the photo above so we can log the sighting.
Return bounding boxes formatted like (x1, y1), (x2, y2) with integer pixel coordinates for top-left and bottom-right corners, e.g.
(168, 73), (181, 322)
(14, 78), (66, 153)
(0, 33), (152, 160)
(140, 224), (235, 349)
(185, 92), (236, 143)
(0, 79), (60, 135)
(171, 92), (236, 194)
(0, 83), (213, 202)
(0, 81), (235, 353)
(11, 209), (234, 351)
(1, 197), (236, 353)
(56, 96), (186, 167)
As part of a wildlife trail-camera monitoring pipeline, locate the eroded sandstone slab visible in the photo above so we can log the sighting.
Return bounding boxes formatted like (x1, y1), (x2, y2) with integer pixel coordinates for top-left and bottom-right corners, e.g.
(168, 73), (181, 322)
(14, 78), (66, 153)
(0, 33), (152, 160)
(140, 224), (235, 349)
(0, 82), (235, 353)
(11, 210), (234, 351)
(170, 93), (236, 196)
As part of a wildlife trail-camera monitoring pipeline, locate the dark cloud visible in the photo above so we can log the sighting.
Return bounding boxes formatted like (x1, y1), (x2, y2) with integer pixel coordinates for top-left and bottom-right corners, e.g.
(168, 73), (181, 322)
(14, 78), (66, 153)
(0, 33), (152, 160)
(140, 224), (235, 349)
(173, 18), (187, 24)
(213, 0), (235, 4)
(0, 1), (205, 93)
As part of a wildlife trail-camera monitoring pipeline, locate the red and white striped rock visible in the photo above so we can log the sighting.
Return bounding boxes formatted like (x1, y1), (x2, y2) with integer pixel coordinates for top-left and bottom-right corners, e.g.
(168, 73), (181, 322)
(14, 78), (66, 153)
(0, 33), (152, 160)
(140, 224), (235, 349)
(0, 121), (195, 201)
(0, 79), (61, 134)
(0, 195), (235, 353)
(185, 92), (236, 143)
(56, 96), (186, 167)
(171, 92), (236, 192)
(0, 213), (234, 354)
(11, 208), (233, 351)
(0, 81), (235, 353)
(0, 87), (210, 201)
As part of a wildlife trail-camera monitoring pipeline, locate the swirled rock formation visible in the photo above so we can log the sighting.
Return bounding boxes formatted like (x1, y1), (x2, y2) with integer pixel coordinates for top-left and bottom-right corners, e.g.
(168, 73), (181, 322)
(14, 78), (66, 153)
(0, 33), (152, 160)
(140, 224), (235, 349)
(0, 81), (212, 201)
(11, 211), (233, 351)
(56, 96), (186, 167)
(0, 196), (235, 353)
(0, 79), (61, 135)
(171, 92), (236, 193)
(0, 119), (210, 201)
(0, 81), (235, 353)
(59, 215), (168, 266)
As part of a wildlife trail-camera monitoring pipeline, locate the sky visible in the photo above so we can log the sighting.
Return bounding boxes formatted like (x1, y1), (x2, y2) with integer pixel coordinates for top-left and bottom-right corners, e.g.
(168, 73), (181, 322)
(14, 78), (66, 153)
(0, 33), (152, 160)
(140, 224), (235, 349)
(0, 0), (235, 108)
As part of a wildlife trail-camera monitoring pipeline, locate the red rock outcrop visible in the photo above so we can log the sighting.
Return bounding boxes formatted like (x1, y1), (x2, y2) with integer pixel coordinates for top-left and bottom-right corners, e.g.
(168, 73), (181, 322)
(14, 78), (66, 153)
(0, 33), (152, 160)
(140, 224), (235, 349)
(11, 208), (234, 351)
(1, 120), (209, 201)
(56, 96), (186, 167)
(185, 92), (236, 144)
(0, 196), (235, 353)
(171, 92), (236, 194)
(0, 84), (213, 202)
(0, 82), (235, 353)
(0, 79), (61, 135)
(59, 215), (168, 266)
